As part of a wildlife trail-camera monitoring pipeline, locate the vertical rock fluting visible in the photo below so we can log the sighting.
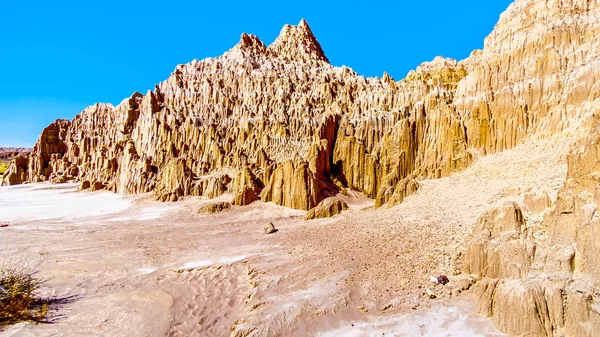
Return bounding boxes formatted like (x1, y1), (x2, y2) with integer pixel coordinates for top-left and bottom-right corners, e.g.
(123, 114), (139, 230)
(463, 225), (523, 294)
(464, 119), (600, 336)
(0, 155), (29, 186)
(3, 0), (600, 215)
(457, 1), (600, 335)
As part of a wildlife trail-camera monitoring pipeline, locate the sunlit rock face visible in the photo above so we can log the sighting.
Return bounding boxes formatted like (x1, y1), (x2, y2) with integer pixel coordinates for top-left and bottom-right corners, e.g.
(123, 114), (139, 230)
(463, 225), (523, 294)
(5, 0), (600, 213)
(459, 3), (600, 335)
(465, 120), (600, 336)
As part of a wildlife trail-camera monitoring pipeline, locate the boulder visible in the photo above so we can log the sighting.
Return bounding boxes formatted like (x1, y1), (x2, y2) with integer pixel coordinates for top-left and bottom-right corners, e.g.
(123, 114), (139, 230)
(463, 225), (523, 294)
(80, 180), (91, 190)
(264, 222), (277, 234)
(198, 202), (231, 214)
(90, 181), (106, 191)
(304, 197), (348, 220)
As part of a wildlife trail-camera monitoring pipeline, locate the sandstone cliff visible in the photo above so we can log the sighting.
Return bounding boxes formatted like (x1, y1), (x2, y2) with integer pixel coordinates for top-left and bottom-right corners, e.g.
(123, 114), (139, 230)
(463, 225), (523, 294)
(457, 1), (600, 335)
(464, 123), (600, 336)
(7, 1), (597, 213)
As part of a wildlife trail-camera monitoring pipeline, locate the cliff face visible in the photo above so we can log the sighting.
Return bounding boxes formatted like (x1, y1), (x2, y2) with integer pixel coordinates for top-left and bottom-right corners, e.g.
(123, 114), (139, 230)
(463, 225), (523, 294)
(0, 20), (467, 209)
(456, 0), (600, 151)
(464, 115), (600, 337)
(3, 0), (600, 214)
(458, 2), (600, 335)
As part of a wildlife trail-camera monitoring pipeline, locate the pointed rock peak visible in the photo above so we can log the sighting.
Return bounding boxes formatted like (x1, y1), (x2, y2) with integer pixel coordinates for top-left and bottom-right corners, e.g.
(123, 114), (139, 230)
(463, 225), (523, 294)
(382, 71), (394, 84)
(268, 19), (329, 64)
(238, 33), (266, 50)
(225, 32), (267, 59)
(298, 18), (310, 30)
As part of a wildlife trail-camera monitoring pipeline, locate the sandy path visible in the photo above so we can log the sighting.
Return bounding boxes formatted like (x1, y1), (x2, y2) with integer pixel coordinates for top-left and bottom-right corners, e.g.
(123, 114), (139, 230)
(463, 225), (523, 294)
(0, 134), (572, 336)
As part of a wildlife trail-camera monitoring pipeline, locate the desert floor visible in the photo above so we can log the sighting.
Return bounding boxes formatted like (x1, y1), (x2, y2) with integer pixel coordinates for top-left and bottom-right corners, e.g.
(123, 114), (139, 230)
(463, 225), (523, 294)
(0, 134), (572, 337)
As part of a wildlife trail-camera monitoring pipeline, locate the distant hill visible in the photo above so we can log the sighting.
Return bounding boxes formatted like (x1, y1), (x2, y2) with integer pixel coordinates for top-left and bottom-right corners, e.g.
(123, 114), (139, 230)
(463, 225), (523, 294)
(0, 147), (32, 161)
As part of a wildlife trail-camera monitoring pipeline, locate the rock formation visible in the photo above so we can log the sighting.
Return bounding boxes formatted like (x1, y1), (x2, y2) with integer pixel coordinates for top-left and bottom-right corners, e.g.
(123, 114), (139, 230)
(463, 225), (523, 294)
(0, 156), (29, 186)
(0, 148), (31, 161)
(464, 202), (533, 280)
(8, 0), (598, 210)
(0, 0), (599, 336)
(197, 201), (231, 214)
(453, 0), (600, 335)
(0, 148), (32, 184)
(304, 197), (348, 220)
(465, 112), (600, 336)
(264, 222), (277, 234)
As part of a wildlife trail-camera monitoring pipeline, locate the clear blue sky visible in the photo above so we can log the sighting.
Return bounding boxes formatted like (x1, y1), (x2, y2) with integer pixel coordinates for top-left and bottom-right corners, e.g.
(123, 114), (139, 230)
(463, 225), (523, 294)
(0, 0), (513, 147)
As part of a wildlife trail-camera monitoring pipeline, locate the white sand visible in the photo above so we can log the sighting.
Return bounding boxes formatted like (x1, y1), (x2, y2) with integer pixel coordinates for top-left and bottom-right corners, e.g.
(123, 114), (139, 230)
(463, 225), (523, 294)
(320, 299), (506, 337)
(0, 183), (508, 337)
(0, 183), (132, 222)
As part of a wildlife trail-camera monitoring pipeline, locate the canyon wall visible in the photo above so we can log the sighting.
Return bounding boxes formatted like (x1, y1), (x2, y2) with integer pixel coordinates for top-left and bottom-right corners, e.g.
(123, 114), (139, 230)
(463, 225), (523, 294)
(459, 3), (600, 336)
(3, 0), (600, 214)
(465, 114), (600, 336)
(1, 20), (468, 209)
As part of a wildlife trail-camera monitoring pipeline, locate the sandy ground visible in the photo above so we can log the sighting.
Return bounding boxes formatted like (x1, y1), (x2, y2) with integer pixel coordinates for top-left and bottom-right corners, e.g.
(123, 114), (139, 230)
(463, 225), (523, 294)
(0, 134), (572, 336)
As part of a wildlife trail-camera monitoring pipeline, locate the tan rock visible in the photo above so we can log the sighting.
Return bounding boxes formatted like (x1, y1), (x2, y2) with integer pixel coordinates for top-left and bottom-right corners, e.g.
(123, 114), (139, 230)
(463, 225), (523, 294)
(304, 197), (348, 220)
(0, 156), (29, 186)
(375, 175), (420, 208)
(476, 279), (553, 337)
(464, 202), (533, 279)
(264, 222), (277, 234)
(233, 167), (261, 206)
(90, 181), (106, 191)
(153, 158), (192, 202)
(80, 180), (91, 190)
(466, 118), (600, 336)
(261, 159), (317, 211)
(192, 174), (231, 199)
(49, 174), (68, 184)
(7, 0), (600, 220)
(524, 190), (552, 214)
(197, 201), (231, 214)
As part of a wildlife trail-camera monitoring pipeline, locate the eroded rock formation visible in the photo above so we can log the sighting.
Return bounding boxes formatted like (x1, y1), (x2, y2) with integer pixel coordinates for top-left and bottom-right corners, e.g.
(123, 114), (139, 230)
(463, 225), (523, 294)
(8, 0), (597, 210)
(1, 0), (599, 214)
(453, 0), (600, 335)
(0, 0), (599, 335)
(465, 115), (600, 336)
(304, 197), (348, 220)
(197, 201), (231, 214)
(0, 156), (29, 186)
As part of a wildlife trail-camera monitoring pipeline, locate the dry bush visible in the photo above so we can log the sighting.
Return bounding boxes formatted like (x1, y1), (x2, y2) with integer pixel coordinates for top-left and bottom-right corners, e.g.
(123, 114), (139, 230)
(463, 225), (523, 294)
(0, 267), (48, 326)
(0, 161), (8, 178)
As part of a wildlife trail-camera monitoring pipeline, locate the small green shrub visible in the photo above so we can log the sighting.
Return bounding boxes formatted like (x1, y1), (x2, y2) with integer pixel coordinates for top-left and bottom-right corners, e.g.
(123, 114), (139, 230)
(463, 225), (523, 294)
(0, 267), (48, 326)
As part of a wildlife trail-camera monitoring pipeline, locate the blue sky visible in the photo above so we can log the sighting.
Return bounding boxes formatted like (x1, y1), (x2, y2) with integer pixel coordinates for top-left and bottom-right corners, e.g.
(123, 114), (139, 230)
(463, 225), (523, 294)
(0, 0), (513, 147)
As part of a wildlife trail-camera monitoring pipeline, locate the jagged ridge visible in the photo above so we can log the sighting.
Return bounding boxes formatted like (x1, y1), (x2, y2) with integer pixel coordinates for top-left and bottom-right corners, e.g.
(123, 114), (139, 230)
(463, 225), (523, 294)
(3, 0), (600, 216)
